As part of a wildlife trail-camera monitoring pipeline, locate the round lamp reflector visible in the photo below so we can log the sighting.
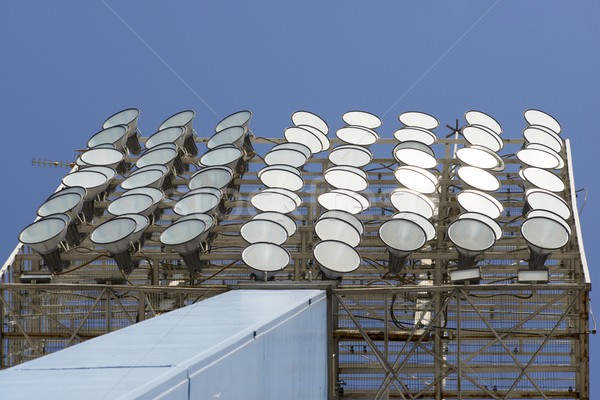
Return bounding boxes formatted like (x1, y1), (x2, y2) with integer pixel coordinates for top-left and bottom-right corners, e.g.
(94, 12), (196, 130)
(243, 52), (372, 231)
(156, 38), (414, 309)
(189, 166), (234, 191)
(521, 216), (569, 253)
(456, 145), (505, 171)
(524, 109), (561, 134)
(448, 218), (495, 254)
(253, 212), (297, 237)
(313, 240), (360, 278)
(526, 189), (570, 219)
(37, 193), (83, 219)
(145, 127), (185, 149)
(517, 146), (562, 169)
(291, 110), (329, 135)
(456, 190), (503, 219)
(258, 165), (304, 191)
(462, 125), (504, 152)
(319, 210), (364, 235)
(393, 142), (437, 169)
(87, 126), (128, 150)
(108, 193), (154, 216)
(240, 219), (288, 245)
(136, 147), (177, 169)
(398, 111), (439, 130)
(393, 127), (437, 145)
(523, 126), (563, 153)
(390, 188), (436, 219)
(335, 126), (379, 146)
(297, 125), (330, 152)
(269, 142), (312, 159)
(465, 110), (502, 135)
(459, 212), (503, 240)
(318, 190), (368, 214)
(62, 170), (109, 200)
(284, 126), (323, 154)
(159, 110), (195, 135)
(379, 218), (426, 253)
(394, 166), (438, 194)
(160, 219), (207, 255)
(315, 216), (361, 247)
(121, 169), (165, 190)
(264, 148), (308, 168)
(199, 145), (242, 169)
(324, 166), (368, 191)
(520, 167), (565, 193)
(342, 110), (382, 129)
(122, 187), (164, 205)
(251, 189), (300, 214)
(19, 217), (68, 254)
(526, 209), (572, 236)
(173, 193), (220, 216)
(215, 110), (252, 133)
(328, 145), (373, 167)
(91, 217), (136, 254)
(392, 212), (436, 241)
(207, 126), (246, 149)
(79, 148), (124, 169)
(48, 186), (87, 202)
(457, 166), (500, 192)
(115, 214), (149, 243)
(103, 108), (140, 133)
(242, 242), (290, 272)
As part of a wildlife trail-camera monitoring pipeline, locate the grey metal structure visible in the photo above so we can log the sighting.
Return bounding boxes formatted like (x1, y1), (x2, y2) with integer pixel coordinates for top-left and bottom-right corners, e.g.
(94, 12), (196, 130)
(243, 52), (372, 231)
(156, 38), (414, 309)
(0, 111), (591, 399)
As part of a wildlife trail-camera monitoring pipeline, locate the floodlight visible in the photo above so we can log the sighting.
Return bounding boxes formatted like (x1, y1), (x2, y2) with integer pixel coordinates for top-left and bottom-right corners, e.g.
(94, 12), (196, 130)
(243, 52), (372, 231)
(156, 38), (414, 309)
(284, 126), (324, 154)
(461, 125), (504, 152)
(240, 219), (288, 245)
(393, 141), (437, 169)
(114, 213), (150, 245)
(291, 110), (329, 135)
(145, 127), (186, 150)
(324, 165), (368, 191)
(87, 125), (128, 151)
(313, 240), (360, 279)
(242, 242), (290, 280)
(269, 142), (312, 159)
(342, 110), (382, 129)
(79, 165), (117, 184)
(521, 215), (570, 269)
(517, 269), (550, 283)
(457, 166), (500, 192)
(525, 143), (564, 169)
(393, 126), (437, 145)
(251, 188), (301, 214)
(319, 210), (364, 235)
(122, 187), (164, 218)
(264, 148), (308, 168)
(449, 267), (482, 283)
(517, 145), (562, 169)
(177, 213), (217, 232)
(524, 109), (561, 134)
(160, 219), (209, 272)
(519, 167), (565, 193)
(173, 192), (221, 216)
(523, 126), (563, 153)
(390, 188), (436, 219)
(447, 217), (496, 269)
(328, 144), (373, 167)
(459, 212), (502, 240)
(62, 169), (110, 221)
(297, 125), (330, 152)
(90, 217), (137, 274)
(318, 189), (369, 214)
(379, 218), (426, 273)
(456, 189), (504, 219)
(398, 111), (439, 130)
(199, 144), (244, 172)
(215, 110), (252, 133)
(19, 216), (69, 273)
(102, 108), (141, 154)
(182, 187), (223, 201)
(525, 188), (570, 219)
(158, 110), (198, 155)
(189, 166), (234, 191)
(37, 194), (84, 245)
(108, 193), (155, 217)
(464, 110), (502, 135)
(392, 211), (436, 241)
(47, 186), (87, 202)
(79, 147), (126, 174)
(207, 126), (246, 150)
(394, 166), (438, 194)
(315, 214), (362, 247)
(335, 126), (379, 146)
(120, 168), (167, 191)
(456, 145), (505, 171)
(258, 165), (304, 191)
(526, 209), (572, 236)
(252, 211), (297, 237)
(136, 144), (184, 174)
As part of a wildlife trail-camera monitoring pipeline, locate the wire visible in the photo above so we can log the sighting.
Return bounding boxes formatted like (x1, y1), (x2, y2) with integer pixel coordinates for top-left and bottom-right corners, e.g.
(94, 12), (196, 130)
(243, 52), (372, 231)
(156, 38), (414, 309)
(54, 253), (108, 275)
(365, 163), (396, 172)
(575, 188), (588, 215)
(253, 136), (280, 145)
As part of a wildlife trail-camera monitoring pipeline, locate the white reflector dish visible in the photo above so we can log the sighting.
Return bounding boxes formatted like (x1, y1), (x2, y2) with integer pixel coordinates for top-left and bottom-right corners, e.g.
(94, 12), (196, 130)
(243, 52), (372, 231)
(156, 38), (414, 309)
(456, 145), (505, 171)
(115, 214), (150, 243)
(521, 216), (569, 253)
(102, 108), (140, 134)
(62, 170), (109, 200)
(108, 193), (155, 216)
(324, 166), (368, 191)
(456, 189), (503, 219)
(159, 110), (195, 136)
(207, 126), (246, 149)
(121, 168), (166, 190)
(269, 142), (312, 159)
(394, 166), (438, 194)
(315, 216), (361, 247)
(199, 144), (243, 170)
(37, 193), (83, 219)
(284, 126), (323, 154)
(392, 212), (436, 241)
(291, 110), (329, 135)
(342, 110), (382, 129)
(459, 212), (503, 240)
(19, 217), (68, 254)
(177, 213), (216, 231)
(399, 111), (439, 130)
(264, 148), (307, 168)
(524, 109), (561, 134)
(253, 212), (297, 237)
(173, 193), (220, 216)
(298, 124), (330, 152)
(465, 110), (502, 135)
(457, 166), (500, 192)
(379, 218), (426, 254)
(240, 219), (288, 245)
(393, 141), (437, 169)
(122, 187), (164, 205)
(526, 209), (572, 236)
(336, 126), (379, 146)
(91, 217), (136, 254)
(160, 219), (208, 255)
(258, 165), (304, 191)
(318, 190), (368, 214)
(145, 127), (185, 150)
(393, 127), (437, 145)
(313, 240), (360, 278)
(526, 189), (570, 219)
(328, 145), (373, 167)
(189, 166), (234, 191)
(523, 126), (563, 153)
(462, 125), (504, 152)
(215, 110), (252, 133)
(390, 188), (436, 219)
(319, 210), (364, 235)
(517, 146), (562, 169)
(448, 218), (495, 255)
(242, 242), (290, 273)
(87, 126), (128, 150)
(136, 147), (178, 170)
(251, 188), (301, 214)
(80, 165), (117, 182)
(520, 167), (565, 193)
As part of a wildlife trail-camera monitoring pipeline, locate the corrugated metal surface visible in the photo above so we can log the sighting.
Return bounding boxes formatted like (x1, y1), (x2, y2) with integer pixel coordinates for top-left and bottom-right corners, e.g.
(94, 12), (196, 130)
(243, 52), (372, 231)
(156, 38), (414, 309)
(0, 289), (327, 400)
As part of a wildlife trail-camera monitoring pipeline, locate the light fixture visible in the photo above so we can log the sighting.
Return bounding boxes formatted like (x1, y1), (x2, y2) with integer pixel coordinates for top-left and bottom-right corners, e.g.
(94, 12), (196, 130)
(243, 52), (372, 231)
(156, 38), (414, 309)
(390, 188), (436, 219)
(519, 167), (565, 193)
(324, 166), (368, 191)
(37, 193), (84, 245)
(379, 218), (426, 273)
(136, 143), (184, 174)
(464, 110), (502, 135)
(189, 166), (234, 191)
(252, 212), (297, 237)
(458, 212), (503, 241)
(457, 166), (500, 192)
(461, 125), (504, 152)
(525, 143), (564, 168)
(342, 110), (382, 129)
(242, 242), (290, 280)
(447, 217), (496, 272)
(158, 110), (198, 155)
(90, 217), (138, 274)
(393, 141), (437, 169)
(160, 219), (209, 273)
(394, 166), (438, 194)
(102, 108), (142, 154)
(241, 219), (288, 245)
(108, 193), (155, 217)
(199, 144), (244, 172)
(524, 109), (561, 134)
(318, 189), (369, 214)
(523, 126), (563, 153)
(393, 126), (437, 145)
(319, 210), (364, 235)
(207, 126), (246, 150)
(215, 110), (252, 133)
(291, 110), (329, 135)
(517, 145), (562, 169)
(268, 142), (312, 159)
(328, 144), (373, 168)
(297, 124), (330, 152)
(19, 216), (69, 273)
(264, 148), (308, 168)
(517, 269), (550, 283)
(313, 240), (360, 279)
(398, 111), (439, 130)
(120, 167), (168, 191)
(392, 211), (436, 241)
(284, 126), (324, 154)
(456, 145), (505, 171)
(78, 147), (127, 174)
(258, 165), (304, 191)
(121, 187), (165, 218)
(173, 192), (221, 216)
(315, 214), (362, 247)
(62, 169), (110, 221)
(456, 189), (503, 219)
(335, 126), (379, 146)
(521, 214), (570, 269)
(251, 188), (301, 214)
(524, 188), (570, 219)
(87, 125), (129, 152)
(114, 213), (150, 247)
(145, 127), (186, 151)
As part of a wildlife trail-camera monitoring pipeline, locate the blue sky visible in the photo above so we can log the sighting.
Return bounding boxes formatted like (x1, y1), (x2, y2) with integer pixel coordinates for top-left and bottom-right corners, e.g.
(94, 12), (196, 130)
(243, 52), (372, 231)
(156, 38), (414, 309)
(0, 0), (598, 393)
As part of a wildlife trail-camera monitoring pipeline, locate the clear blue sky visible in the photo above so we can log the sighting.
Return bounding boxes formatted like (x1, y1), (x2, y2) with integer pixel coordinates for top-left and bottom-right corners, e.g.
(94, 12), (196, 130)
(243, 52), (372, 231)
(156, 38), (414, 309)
(1, 1), (598, 394)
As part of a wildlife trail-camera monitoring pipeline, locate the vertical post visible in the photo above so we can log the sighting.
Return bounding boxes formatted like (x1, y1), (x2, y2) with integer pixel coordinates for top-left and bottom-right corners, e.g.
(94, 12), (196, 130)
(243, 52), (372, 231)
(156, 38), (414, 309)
(105, 289), (111, 333)
(137, 291), (146, 323)
(152, 259), (160, 286)
(456, 291), (462, 400)
(384, 292), (389, 400)
(0, 287), (4, 368)
(328, 288), (338, 400)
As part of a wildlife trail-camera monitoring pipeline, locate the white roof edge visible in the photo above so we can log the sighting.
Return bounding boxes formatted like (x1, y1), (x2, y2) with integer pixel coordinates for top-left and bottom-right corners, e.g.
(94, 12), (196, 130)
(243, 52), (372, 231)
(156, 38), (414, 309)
(565, 138), (591, 287)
